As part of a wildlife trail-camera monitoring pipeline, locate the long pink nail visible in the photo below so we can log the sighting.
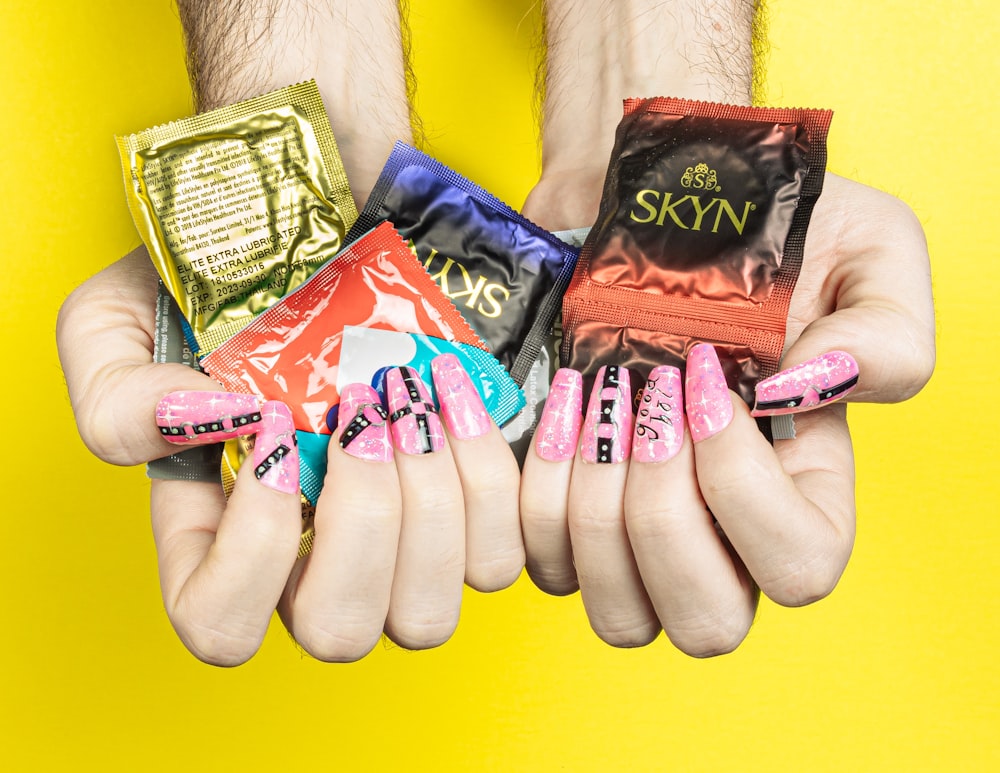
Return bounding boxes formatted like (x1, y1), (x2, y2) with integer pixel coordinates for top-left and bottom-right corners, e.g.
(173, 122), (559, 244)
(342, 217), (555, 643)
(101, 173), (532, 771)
(155, 391), (262, 444)
(338, 383), (393, 462)
(253, 401), (299, 494)
(431, 354), (490, 440)
(685, 344), (733, 443)
(633, 366), (684, 463)
(534, 368), (584, 462)
(582, 366), (633, 464)
(751, 351), (859, 416)
(386, 366), (445, 455)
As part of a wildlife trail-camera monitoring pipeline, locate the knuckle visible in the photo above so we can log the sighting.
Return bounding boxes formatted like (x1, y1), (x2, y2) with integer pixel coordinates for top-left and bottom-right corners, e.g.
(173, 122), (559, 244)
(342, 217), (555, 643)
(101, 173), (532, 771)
(665, 607), (756, 659)
(293, 619), (381, 663)
(385, 612), (459, 651)
(591, 616), (661, 649)
(177, 622), (263, 668)
(759, 557), (845, 607)
(465, 545), (525, 593)
(526, 562), (579, 596)
(568, 502), (623, 541)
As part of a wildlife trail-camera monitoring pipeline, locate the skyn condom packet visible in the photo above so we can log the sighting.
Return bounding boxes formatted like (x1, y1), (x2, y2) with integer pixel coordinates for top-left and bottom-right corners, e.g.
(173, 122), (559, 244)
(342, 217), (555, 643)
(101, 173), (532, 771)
(347, 142), (579, 386)
(562, 97), (832, 407)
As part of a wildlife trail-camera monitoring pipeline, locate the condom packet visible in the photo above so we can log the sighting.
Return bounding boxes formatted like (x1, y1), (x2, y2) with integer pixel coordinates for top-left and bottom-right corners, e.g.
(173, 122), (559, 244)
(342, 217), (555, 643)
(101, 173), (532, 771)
(346, 141), (579, 385)
(289, 327), (525, 504)
(562, 98), (832, 417)
(117, 80), (358, 356)
(201, 221), (489, 435)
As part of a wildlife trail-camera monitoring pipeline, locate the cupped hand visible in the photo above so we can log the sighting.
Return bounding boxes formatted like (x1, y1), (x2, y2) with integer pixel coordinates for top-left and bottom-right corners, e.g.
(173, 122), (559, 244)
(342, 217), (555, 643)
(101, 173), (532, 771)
(57, 252), (522, 665)
(519, 172), (935, 655)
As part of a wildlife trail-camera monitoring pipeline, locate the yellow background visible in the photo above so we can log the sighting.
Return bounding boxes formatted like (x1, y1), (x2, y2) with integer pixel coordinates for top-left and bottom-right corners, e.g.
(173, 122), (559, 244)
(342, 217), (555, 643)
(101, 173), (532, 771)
(1, 0), (997, 770)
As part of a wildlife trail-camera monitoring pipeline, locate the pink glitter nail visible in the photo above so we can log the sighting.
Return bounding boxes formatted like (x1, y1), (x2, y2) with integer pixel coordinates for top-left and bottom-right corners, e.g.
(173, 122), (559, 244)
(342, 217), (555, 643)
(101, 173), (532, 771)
(338, 383), (393, 462)
(751, 351), (859, 417)
(253, 401), (299, 495)
(685, 344), (733, 443)
(155, 391), (262, 444)
(633, 365), (684, 463)
(534, 368), (584, 462)
(431, 354), (491, 440)
(581, 365), (633, 464)
(386, 366), (445, 455)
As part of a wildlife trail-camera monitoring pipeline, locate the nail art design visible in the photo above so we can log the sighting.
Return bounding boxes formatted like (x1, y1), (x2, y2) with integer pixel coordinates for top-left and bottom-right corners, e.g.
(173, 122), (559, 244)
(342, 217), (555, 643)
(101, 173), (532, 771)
(685, 344), (733, 443)
(337, 383), (393, 462)
(582, 365), (633, 464)
(633, 366), (684, 463)
(155, 391), (262, 444)
(253, 401), (299, 495)
(386, 366), (445, 455)
(431, 354), (490, 440)
(751, 351), (860, 416)
(535, 368), (584, 462)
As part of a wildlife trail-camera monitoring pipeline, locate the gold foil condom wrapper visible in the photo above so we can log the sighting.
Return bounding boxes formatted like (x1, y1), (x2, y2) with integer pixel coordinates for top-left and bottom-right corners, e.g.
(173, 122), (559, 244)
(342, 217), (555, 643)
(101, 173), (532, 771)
(116, 80), (358, 355)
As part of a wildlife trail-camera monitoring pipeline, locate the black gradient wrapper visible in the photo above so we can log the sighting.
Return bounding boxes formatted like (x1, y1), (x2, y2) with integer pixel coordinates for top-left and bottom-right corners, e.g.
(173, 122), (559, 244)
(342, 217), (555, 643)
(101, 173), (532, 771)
(562, 98), (832, 415)
(347, 142), (579, 387)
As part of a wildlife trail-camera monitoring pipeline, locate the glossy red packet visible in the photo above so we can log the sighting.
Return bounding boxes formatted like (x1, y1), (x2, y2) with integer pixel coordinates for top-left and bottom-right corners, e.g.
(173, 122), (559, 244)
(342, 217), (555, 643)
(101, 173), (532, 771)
(201, 221), (487, 434)
(562, 97), (832, 407)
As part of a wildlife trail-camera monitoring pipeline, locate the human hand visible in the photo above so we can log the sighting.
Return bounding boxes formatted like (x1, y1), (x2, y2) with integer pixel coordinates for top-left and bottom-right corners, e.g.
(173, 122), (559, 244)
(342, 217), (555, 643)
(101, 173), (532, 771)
(57, 251), (523, 665)
(519, 172), (935, 655)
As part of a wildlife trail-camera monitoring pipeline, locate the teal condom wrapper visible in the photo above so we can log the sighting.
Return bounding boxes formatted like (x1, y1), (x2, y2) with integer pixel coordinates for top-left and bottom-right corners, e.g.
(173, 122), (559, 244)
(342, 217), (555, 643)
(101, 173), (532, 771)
(347, 142), (579, 386)
(297, 328), (524, 505)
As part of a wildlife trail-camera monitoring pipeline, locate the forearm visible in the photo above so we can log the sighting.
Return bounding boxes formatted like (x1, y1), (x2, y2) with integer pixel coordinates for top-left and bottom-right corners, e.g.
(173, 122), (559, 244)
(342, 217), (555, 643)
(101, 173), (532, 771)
(539, 0), (757, 178)
(176, 0), (413, 205)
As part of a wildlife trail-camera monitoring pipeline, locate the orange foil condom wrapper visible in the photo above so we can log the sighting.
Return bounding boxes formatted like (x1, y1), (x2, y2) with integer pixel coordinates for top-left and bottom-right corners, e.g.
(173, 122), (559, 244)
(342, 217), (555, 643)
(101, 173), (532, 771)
(562, 97), (832, 409)
(201, 221), (488, 435)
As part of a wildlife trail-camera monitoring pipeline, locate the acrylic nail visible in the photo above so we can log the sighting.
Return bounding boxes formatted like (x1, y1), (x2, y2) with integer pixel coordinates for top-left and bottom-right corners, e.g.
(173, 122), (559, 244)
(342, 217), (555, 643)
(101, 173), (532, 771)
(534, 368), (584, 462)
(751, 351), (860, 417)
(253, 401), (299, 495)
(581, 365), (633, 464)
(633, 365), (684, 463)
(155, 391), (262, 444)
(431, 354), (491, 440)
(685, 344), (733, 443)
(337, 383), (393, 462)
(386, 366), (445, 455)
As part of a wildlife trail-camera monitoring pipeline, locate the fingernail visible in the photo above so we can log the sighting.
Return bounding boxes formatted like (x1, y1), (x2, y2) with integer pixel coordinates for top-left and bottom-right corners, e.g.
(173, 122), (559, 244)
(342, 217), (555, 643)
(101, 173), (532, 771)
(685, 344), (733, 443)
(582, 365), (633, 464)
(386, 366), (445, 455)
(431, 354), (490, 440)
(253, 401), (299, 495)
(337, 383), (393, 462)
(751, 351), (860, 416)
(633, 366), (684, 463)
(155, 391), (262, 444)
(534, 368), (584, 462)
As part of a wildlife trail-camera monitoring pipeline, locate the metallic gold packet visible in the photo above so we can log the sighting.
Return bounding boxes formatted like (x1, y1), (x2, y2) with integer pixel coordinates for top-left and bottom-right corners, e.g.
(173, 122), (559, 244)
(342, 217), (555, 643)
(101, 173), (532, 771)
(117, 80), (357, 355)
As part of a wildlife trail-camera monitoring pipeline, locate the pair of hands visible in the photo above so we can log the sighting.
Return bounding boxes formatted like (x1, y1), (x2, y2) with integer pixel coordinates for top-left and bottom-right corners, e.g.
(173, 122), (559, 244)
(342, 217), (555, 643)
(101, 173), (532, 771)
(57, 172), (934, 665)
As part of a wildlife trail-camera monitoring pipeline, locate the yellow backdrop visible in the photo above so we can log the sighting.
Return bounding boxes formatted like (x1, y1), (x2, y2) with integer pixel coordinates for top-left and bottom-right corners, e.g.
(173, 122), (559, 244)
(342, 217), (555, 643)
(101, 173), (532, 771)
(1, 0), (996, 770)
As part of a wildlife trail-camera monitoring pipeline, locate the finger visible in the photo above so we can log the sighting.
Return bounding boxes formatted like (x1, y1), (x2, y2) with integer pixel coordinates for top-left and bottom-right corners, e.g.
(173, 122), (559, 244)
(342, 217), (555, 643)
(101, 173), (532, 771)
(626, 366), (757, 657)
(56, 247), (226, 465)
(383, 366), (465, 649)
(279, 383), (401, 662)
(686, 344), (855, 607)
(781, 173), (935, 405)
(568, 366), (660, 647)
(431, 354), (523, 592)
(150, 401), (302, 666)
(520, 368), (584, 595)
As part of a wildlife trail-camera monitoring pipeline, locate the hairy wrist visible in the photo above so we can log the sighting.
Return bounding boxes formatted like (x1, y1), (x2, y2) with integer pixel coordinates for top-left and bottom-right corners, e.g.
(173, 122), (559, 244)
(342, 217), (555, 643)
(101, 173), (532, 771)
(537, 0), (758, 177)
(176, 0), (413, 204)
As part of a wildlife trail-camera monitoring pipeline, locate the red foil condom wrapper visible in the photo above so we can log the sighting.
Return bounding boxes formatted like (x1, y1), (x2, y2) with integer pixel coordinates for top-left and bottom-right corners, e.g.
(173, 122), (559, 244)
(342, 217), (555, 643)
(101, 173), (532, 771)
(200, 221), (489, 435)
(562, 97), (833, 409)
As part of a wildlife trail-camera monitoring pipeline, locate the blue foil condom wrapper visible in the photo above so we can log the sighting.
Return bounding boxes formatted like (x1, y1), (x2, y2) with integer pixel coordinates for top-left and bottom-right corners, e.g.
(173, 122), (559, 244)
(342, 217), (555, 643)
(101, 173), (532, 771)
(347, 142), (579, 386)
